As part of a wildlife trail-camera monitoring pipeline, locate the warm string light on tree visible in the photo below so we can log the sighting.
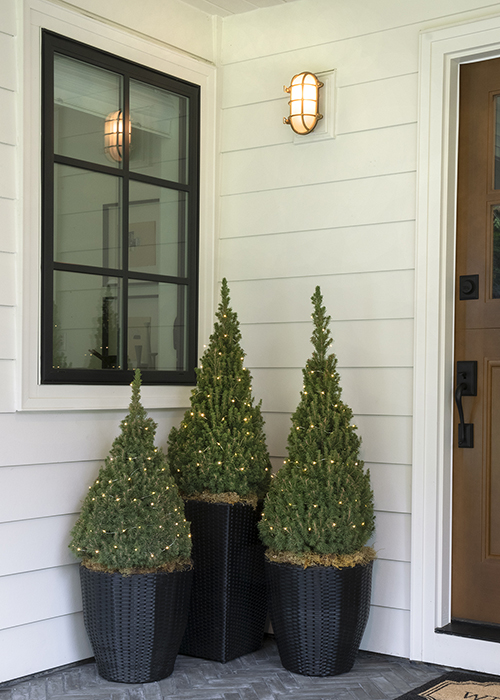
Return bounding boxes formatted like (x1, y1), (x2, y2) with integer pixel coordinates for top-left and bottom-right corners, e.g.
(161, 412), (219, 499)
(69, 369), (192, 572)
(167, 278), (271, 503)
(258, 286), (375, 563)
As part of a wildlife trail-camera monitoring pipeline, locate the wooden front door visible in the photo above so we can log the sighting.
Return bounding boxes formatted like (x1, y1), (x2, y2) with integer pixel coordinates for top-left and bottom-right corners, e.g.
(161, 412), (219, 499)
(452, 57), (500, 624)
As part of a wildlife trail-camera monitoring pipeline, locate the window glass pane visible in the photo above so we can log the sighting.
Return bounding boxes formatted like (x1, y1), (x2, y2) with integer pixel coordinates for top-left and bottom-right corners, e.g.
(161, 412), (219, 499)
(128, 181), (187, 278)
(54, 54), (123, 168)
(44, 33), (199, 385)
(54, 165), (121, 269)
(128, 281), (187, 371)
(53, 271), (122, 370)
(129, 80), (189, 183)
(493, 206), (500, 298)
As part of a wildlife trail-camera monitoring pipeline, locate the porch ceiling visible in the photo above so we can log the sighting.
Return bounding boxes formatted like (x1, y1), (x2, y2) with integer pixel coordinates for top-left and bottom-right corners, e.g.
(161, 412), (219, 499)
(179, 0), (301, 17)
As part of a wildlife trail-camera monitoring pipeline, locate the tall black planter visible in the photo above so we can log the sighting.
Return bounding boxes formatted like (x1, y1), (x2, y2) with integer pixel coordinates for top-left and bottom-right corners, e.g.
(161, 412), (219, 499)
(265, 559), (373, 676)
(180, 500), (267, 662)
(80, 565), (193, 683)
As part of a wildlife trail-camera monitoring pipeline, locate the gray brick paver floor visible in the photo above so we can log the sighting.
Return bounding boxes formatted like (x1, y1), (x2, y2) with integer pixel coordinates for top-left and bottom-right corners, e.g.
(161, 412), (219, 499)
(350, 683), (377, 700)
(0, 637), (454, 700)
(125, 689), (147, 700)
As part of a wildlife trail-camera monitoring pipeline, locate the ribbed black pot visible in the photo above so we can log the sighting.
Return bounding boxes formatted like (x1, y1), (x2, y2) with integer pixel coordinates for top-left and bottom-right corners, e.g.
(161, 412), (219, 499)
(265, 559), (373, 676)
(180, 500), (267, 662)
(80, 564), (193, 683)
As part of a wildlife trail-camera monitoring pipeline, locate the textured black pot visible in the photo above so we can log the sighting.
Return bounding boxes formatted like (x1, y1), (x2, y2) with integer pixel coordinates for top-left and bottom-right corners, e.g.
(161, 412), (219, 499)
(265, 559), (373, 676)
(180, 500), (267, 662)
(80, 564), (193, 683)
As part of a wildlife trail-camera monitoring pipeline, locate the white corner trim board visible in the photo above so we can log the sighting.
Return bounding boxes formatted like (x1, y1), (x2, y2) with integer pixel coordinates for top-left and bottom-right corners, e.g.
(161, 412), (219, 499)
(413, 12), (500, 674)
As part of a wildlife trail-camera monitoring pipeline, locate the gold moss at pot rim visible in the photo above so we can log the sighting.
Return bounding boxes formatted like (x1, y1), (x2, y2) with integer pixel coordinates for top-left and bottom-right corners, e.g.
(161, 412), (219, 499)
(182, 489), (259, 508)
(80, 556), (192, 576)
(264, 546), (376, 570)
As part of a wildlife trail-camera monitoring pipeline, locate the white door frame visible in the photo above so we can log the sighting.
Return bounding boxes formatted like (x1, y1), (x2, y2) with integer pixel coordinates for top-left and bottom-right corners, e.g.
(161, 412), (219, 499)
(413, 13), (500, 672)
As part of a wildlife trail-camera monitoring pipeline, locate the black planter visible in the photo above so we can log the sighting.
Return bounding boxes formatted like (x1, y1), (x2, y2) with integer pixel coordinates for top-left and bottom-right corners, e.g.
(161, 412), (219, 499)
(180, 500), (267, 662)
(80, 564), (193, 683)
(265, 559), (373, 676)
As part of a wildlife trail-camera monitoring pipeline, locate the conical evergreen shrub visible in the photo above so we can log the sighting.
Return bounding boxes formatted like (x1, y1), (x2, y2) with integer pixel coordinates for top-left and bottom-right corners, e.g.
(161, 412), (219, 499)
(259, 287), (375, 566)
(70, 369), (191, 572)
(167, 278), (271, 503)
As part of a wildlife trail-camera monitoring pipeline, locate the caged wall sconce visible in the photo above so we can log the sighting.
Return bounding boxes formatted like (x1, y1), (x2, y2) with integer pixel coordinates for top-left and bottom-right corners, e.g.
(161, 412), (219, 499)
(284, 72), (324, 135)
(104, 109), (131, 162)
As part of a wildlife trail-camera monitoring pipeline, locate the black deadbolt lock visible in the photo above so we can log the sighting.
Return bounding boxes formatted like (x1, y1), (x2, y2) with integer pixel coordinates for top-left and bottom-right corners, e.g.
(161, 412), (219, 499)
(459, 274), (479, 300)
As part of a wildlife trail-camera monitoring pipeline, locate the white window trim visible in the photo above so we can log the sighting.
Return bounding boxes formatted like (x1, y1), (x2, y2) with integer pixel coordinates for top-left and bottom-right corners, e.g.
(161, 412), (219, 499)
(413, 12), (500, 672)
(21, 0), (216, 411)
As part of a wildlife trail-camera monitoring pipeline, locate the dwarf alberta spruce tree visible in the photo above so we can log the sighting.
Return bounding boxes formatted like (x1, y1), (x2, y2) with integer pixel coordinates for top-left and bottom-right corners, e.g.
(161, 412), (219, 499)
(167, 279), (271, 503)
(69, 370), (191, 572)
(259, 287), (375, 566)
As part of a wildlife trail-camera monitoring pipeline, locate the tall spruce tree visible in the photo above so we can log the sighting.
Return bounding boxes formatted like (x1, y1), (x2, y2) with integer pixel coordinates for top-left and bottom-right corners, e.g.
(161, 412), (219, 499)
(167, 278), (271, 502)
(69, 369), (191, 572)
(259, 287), (375, 563)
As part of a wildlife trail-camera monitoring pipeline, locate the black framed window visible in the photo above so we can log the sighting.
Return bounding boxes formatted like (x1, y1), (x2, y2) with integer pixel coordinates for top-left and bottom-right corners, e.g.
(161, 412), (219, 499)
(41, 31), (200, 385)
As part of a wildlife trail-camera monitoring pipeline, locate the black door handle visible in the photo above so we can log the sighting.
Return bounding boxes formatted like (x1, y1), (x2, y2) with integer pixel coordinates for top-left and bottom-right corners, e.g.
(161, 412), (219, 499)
(455, 381), (473, 448)
(455, 361), (477, 448)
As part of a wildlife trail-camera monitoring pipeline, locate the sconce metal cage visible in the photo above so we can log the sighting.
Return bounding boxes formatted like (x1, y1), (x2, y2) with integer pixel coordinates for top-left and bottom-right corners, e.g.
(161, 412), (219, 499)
(104, 109), (130, 162)
(284, 72), (323, 135)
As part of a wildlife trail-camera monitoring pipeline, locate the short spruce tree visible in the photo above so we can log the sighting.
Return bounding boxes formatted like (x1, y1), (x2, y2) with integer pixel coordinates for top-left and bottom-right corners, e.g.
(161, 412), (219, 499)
(258, 287), (375, 567)
(167, 278), (271, 504)
(70, 369), (191, 572)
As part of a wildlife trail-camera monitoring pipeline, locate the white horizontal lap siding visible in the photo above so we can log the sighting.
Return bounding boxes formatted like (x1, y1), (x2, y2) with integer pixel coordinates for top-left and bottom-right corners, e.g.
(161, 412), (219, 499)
(259, 406), (412, 477)
(0, 408), (183, 682)
(363, 557), (412, 654)
(220, 173), (416, 238)
(221, 124), (417, 194)
(0, 86), (17, 146)
(0, 31), (16, 92)
(0, 306), (16, 359)
(0, 514), (79, 577)
(362, 509), (412, 656)
(0, 0), (217, 678)
(0, 251), (16, 308)
(337, 74), (418, 135)
(0, 565), (83, 630)
(251, 367), (412, 416)
(0, 197), (17, 254)
(221, 24), (419, 109)
(254, 406), (412, 657)
(0, 409), (182, 467)
(229, 274), (414, 324)
(0, 144), (16, 201)
(241, 318), (414, 368)
(0, 458), (100, 636)
(0, 614), (92, 684)
(0, 362), (15, 412)
(369, 463), (412, 514)
(220, 0), (498, 64)
(361, 607), (410, 658)
(0, 461), (102, 523)
(221, 73), (417, 153)
(62, 0), (215, 62)
(0, 418), (186, 680)
(217, 6), (431, 660)
(244, 322), (413, 654)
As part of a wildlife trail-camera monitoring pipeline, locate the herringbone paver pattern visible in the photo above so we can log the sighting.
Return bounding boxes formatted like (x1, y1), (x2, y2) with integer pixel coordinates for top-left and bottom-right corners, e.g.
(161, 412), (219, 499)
(0, 636), (452, 700)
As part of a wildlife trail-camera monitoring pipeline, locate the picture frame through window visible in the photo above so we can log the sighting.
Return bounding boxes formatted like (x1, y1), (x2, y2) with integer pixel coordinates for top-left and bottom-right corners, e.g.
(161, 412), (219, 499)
(41, 30), (200, 385)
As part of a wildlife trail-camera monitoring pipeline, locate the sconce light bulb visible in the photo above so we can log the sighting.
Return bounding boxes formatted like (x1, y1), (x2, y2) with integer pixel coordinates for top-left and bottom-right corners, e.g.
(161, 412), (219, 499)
(284, 72), (323, 135)
(104, 109), (131, 162)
